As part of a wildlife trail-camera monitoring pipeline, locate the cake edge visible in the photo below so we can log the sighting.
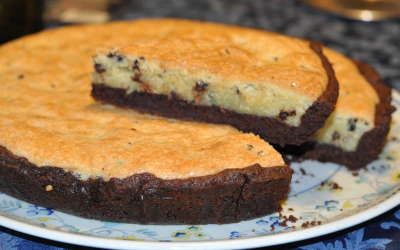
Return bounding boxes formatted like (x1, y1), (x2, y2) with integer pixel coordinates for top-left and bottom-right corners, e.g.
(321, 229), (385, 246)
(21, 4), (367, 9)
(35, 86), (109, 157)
(286, 61), (395, 169)
(0, 145), (292, 224)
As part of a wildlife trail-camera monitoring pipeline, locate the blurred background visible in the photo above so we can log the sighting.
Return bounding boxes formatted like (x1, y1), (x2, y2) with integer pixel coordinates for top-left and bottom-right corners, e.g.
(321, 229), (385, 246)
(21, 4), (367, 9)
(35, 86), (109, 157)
(0, 0), (399, 90)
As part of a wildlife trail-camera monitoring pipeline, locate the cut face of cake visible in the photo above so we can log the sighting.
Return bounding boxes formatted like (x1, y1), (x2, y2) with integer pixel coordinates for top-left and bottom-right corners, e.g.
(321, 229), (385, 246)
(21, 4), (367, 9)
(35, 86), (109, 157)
(297, 49), (393, 169)
(0, 19), (292, 224)
(91, 19), (338, 146)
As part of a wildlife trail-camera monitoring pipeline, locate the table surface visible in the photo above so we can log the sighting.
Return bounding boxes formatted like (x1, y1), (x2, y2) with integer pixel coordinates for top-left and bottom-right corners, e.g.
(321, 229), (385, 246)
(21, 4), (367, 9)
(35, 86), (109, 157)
(1, 0), (399, 249)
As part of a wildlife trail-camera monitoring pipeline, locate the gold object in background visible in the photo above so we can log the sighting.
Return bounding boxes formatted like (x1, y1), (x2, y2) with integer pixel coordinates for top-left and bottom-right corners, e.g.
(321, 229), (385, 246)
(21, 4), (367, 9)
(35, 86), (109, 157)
(44, 0), (113, 24)
(304, 0), (400, 21)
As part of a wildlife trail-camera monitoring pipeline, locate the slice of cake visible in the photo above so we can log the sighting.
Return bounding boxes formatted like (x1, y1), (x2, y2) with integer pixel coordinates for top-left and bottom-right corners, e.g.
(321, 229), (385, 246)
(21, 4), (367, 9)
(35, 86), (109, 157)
(286, 49), (394, 169)
(0, 19), (292, 224)
(91, 19), (338, 146)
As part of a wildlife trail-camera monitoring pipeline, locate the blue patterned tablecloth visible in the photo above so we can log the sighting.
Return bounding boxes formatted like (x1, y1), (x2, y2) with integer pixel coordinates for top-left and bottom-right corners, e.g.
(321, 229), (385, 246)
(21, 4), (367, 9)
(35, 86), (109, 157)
(1, 0), (399, 249)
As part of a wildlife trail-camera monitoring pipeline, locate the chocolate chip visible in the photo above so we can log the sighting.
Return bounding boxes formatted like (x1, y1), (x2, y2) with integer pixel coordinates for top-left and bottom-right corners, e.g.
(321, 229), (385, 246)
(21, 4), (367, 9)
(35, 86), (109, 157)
(194, 81), (209, 92)
(94, 63), (106, 73)
(107, 52), (123, 62)
(133, 60), (140, 71)
(278, 110), (296, 121)
(246, 144), (254, 150)
(279, 112), (289, 120)
(17, 74), (24, 79)
(348, 118), (358, 131)
(224, 49), (231, 54)
(331, 131), (340, 141)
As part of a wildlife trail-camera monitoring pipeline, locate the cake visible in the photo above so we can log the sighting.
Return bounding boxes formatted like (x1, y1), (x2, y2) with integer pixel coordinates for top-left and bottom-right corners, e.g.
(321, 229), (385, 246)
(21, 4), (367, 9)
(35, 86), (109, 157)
(91, 19), (339, 146)
(284, 49), (394, 169)
(0, 20), (292, 224)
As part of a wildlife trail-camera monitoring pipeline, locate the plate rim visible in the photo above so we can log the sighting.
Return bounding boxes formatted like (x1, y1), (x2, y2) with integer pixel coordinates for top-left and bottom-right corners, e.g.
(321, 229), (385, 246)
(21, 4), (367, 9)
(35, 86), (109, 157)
(0, 187), (398, 250)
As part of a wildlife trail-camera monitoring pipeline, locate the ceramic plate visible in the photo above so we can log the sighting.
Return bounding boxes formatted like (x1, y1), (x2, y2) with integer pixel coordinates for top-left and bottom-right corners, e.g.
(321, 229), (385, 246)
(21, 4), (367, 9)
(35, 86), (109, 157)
(0, 92), (400, 250)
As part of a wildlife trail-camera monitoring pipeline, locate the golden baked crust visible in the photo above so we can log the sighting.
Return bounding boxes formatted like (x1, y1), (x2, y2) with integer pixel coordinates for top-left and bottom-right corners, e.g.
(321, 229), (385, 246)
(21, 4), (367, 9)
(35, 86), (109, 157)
(116, 19), (328, 99)
(0, 19), (285, 180)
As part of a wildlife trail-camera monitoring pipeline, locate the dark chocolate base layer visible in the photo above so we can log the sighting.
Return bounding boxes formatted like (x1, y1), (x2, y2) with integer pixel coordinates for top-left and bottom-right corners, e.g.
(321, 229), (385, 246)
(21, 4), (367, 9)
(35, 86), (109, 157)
(283, 61), (394, 170)
(0, 146), (292, 224)
(91, 42), (338, 146)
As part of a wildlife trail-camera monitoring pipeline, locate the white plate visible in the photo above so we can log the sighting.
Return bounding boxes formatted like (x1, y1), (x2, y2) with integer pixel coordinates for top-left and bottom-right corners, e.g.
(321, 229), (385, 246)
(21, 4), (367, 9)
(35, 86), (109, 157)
(0, 92), (400, 250)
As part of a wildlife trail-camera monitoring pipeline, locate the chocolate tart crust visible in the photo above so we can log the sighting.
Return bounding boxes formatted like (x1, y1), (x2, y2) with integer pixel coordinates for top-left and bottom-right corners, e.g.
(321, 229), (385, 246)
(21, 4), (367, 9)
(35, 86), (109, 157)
(286, 61), (394, 170)
(0, 146), (292, 224)
(92, 42), (339, 146)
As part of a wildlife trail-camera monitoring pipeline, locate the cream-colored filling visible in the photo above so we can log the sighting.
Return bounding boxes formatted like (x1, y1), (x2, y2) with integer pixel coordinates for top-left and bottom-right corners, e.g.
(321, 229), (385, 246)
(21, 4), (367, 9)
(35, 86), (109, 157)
(313, 48), (379, 152)
(314, 112), (373, 151)
(93, 54), (314, 127)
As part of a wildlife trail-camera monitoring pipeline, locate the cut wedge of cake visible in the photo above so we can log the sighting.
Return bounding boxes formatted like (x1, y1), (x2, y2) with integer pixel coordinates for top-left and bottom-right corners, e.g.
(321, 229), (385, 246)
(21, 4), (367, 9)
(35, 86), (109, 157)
(285, 49), (394, 169)
(0, 19), (292, 224)
(91, 19), (338, 146)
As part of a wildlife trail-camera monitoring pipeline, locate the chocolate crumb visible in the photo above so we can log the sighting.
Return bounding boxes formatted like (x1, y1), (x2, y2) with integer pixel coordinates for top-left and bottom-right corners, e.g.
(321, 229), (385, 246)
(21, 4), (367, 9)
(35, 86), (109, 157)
(300, 168), (306, 175)
(330, 182), (342, 190)
(139, 56), (145, 60)
(130, 128), (136, 131)
(295, 180), (300, 184)
(288, 215), (298, 223)
(301, 222), (310, 228)
(288, 208), (294, 211)
(194, 81), (209, 92)
(236, 88), (241, 95)
(352, 172), (359, 177)
(225, 49), (231, 54)
(317, 221), (322, 225)
(94, 63), (106, 73)
(17, 74), (24, 79)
